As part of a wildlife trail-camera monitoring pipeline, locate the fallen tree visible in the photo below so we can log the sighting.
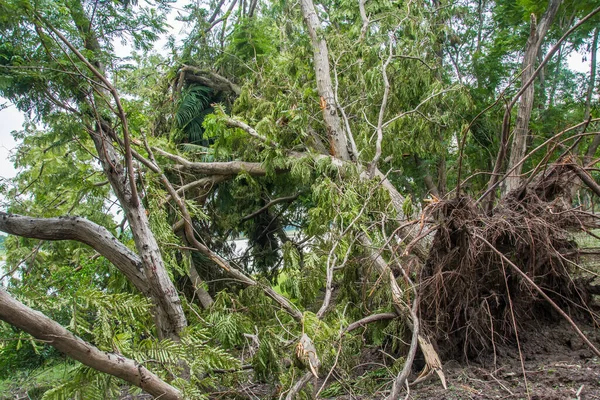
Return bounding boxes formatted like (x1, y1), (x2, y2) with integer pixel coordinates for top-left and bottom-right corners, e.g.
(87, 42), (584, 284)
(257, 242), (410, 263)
(1, 0), (600, 399)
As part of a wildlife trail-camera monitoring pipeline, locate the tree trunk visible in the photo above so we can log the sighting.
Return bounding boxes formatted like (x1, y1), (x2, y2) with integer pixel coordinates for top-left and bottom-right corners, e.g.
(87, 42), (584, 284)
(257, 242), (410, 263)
(297, 0), (438, 387)
(57, 1), (188, 341)
(503, 0), (562, 194)
(583, 27), (600, 164)
(0, 288), (182, 400)
(299, 0), (351, 161)
(91, 126), (186, 341)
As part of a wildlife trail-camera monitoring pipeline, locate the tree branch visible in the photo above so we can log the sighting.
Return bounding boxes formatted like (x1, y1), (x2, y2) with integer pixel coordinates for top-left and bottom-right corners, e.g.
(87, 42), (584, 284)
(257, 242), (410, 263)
(382, 87), (458, 129)
(204, 0), (238, 33)
(222, 115), (279, 147)
(358, 0), (369, 40)
(369, 39), (393, 176)
(344, 313), (397, 333)
(299, 0), (352, 160)
(180, 65), (241, 95)
(0, 213), (148, 294)
(0, 288), (182, 400)
(153, 147), (268, 176)
(285, 371), (313, 400)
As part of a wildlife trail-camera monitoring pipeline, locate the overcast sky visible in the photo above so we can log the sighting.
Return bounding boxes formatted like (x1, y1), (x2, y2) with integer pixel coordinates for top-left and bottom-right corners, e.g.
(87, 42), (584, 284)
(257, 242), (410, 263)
(0, 8), (594, 186)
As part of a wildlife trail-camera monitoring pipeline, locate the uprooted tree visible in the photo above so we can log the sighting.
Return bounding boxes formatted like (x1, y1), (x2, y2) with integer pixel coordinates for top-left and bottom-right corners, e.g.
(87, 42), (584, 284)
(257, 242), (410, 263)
(1, 0), (600, 398)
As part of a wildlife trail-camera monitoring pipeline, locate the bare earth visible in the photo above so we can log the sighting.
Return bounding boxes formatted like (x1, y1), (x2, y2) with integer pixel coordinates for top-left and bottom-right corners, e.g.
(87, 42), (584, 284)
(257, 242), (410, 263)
(390, 320), (600, 400)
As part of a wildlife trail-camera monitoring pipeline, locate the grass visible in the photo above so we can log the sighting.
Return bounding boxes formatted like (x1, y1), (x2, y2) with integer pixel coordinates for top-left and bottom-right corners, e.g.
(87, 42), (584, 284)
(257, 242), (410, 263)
(0, 362), (73, 400)
(572, 229), (600, 249)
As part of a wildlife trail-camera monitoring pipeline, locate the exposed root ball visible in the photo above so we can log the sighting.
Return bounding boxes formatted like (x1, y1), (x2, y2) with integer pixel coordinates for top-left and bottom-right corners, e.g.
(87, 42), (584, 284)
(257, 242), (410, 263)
(418, 172), (590, 360)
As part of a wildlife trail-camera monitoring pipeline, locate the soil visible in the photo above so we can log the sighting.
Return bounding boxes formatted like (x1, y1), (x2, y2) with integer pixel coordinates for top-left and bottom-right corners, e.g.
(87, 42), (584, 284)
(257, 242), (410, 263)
(390, 320), (600, 400)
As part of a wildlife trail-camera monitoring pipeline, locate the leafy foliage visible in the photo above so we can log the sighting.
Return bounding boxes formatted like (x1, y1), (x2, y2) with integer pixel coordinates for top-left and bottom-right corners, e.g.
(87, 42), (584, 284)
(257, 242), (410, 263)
(175, 85), (214, 144)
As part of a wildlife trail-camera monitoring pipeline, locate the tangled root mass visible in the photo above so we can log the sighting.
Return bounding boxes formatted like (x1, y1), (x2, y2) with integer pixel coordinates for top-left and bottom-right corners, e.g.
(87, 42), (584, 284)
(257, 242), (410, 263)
(419, 164), (595, 359)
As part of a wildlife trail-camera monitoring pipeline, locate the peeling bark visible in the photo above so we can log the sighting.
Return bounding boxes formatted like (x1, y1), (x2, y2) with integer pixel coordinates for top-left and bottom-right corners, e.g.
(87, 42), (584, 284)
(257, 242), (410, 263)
(299, 0), (352, 160)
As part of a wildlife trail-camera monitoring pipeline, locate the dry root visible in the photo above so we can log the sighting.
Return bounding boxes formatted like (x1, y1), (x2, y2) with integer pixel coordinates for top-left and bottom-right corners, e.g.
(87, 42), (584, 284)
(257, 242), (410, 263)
(418, 164), (594, 359)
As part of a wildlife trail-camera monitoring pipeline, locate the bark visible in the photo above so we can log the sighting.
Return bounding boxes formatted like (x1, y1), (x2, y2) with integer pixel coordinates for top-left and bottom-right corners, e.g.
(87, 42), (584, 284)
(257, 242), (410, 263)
(437, 155), (447, 196)
(299, 0), (352, 160)
(188, 264), (215, 309)
(358, 0), (368, 39)
(285, 371), (313, 400)
(92, 125), (186, 341)
(387, 298), (419, 400)
(169, 158), (268, 176)
(0, 213), (148, 296)
(415, 156), (441, 197)
(583, 27), (600, 164)
(176, 231), (215, 309)
(248, 0), (258, 18)
(181, 65), (241, 95)
(45, 4), (188, 341)
(376, 171), (429, 262)
(359, 234), (446, 388)
(503, 0), (562, 195)
(0, 288), (182, 400)
(344, 313), (397, 333)
(166, 175), (232, 204)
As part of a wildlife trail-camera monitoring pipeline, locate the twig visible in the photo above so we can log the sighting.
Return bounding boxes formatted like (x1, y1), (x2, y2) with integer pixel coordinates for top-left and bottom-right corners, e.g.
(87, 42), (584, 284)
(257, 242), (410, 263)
(489, 373), (515, 396)
(240, 194), (301, 222)
(344, 313), (397, 333)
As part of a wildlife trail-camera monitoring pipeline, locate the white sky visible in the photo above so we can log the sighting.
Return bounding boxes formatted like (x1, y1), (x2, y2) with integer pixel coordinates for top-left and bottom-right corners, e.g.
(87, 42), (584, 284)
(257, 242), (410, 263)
(0, 105), (22, 180)
(0, 8), (594, 186)
(0, 1), (189, 185)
